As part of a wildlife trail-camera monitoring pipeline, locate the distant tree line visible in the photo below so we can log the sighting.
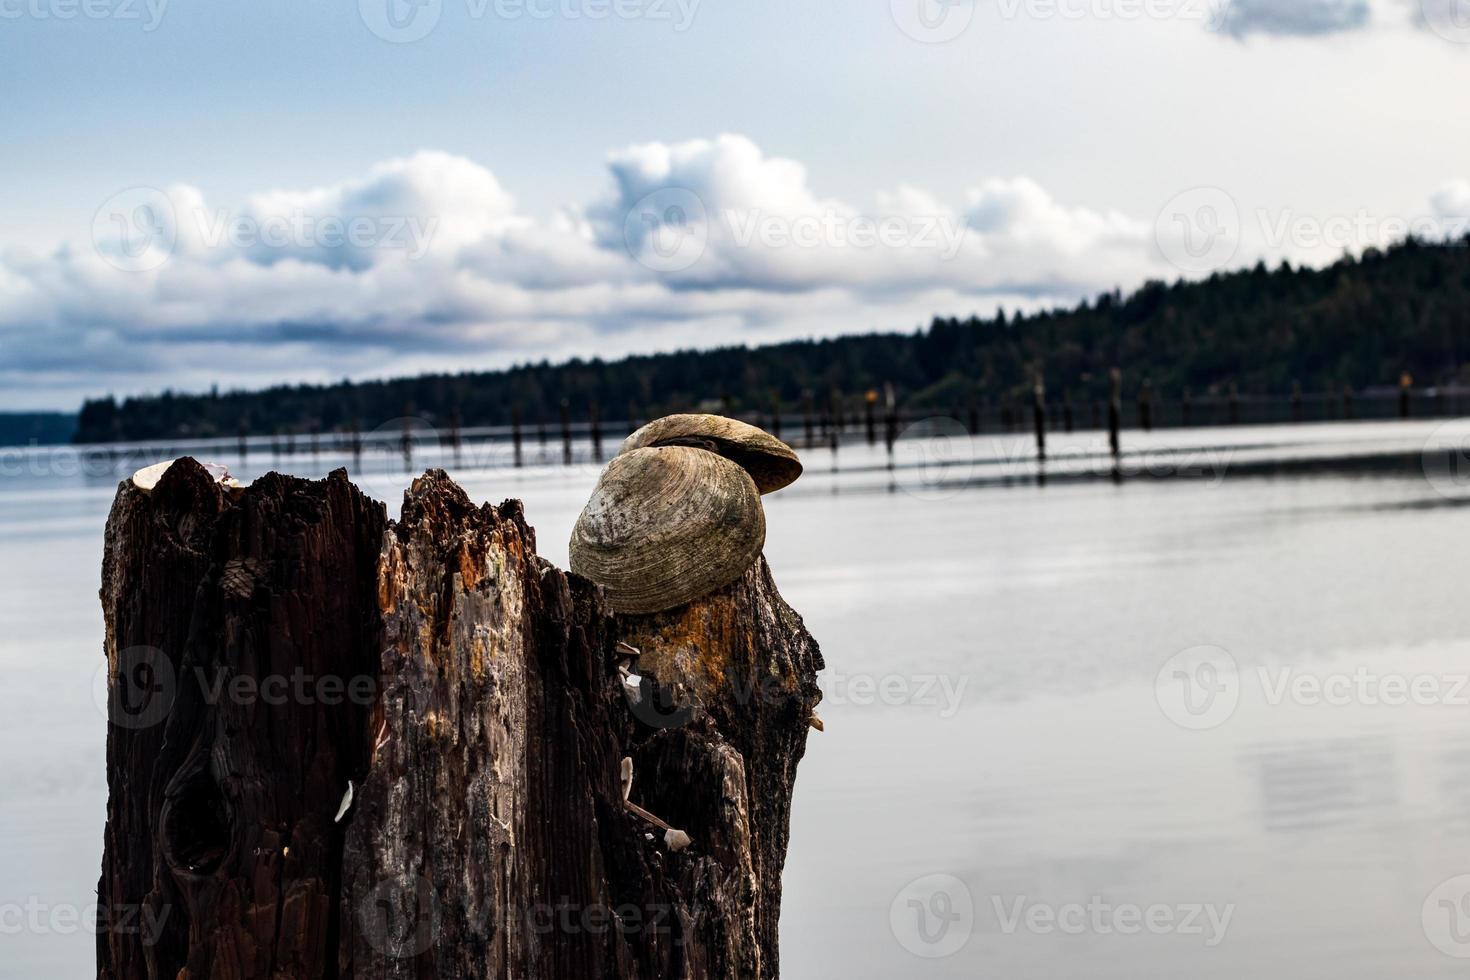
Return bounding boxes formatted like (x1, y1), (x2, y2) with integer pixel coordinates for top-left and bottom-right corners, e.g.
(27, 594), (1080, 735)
(73, 236), (1470, 444)
(0, 412), (77, 447)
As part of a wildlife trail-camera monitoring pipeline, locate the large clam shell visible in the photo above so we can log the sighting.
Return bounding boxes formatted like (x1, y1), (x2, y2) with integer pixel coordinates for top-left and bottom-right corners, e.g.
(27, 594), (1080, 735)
(569, 445), (765, 614)
(619, 414), (801, 494)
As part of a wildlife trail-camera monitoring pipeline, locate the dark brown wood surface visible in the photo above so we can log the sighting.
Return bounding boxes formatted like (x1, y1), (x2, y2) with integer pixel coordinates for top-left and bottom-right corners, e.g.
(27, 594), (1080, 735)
(97, 462), (822, 979)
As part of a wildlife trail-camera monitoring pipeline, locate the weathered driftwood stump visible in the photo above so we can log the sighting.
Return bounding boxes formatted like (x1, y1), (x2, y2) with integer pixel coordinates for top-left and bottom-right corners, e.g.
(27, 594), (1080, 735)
(97, 461), (822, 979)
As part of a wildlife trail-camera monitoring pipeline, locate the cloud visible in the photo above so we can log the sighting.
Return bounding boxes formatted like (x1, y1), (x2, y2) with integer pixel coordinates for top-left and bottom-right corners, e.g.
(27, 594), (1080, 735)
(5, 138), (1453, 409)
(3, 138), (1180, 406)
(1432, 180), (1470, 216)
(1210, 0), (1371, 37)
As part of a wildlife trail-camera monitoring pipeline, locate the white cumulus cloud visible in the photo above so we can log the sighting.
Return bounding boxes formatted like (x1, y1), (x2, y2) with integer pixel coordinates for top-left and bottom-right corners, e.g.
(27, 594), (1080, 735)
(7, 138), (1451, 408)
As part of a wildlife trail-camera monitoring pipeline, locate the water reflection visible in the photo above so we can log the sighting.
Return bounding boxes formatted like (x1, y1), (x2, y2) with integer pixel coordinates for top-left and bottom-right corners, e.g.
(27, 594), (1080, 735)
(1247, 738), (1399, 834)
(5, 427), (1470, 978)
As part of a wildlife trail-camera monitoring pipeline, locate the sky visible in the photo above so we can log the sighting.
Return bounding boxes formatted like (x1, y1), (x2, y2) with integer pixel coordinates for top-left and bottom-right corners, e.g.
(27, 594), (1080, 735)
(1, 0), (1468, 409)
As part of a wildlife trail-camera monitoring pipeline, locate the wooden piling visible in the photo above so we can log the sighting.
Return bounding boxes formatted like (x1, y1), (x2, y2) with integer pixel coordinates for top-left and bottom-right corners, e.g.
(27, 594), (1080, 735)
(448, 408), (463, 465)
(864, 390), (877, 445)
(1032, 375), (1047, 463)
(1108, 367), (1122, 479)
(350, 418), (363, 468)
(96, 463), (820, 979)
(590, 402), (603, 461)
(1400, 373), (1413, 418)
(511, 406), (524, 468)
(559, 400), (573, 465)
(882, 382), (898, 460)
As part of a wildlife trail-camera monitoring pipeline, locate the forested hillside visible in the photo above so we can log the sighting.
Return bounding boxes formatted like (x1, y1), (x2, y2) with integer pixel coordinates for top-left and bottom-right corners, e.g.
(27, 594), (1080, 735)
(74, 237), (1470, 442)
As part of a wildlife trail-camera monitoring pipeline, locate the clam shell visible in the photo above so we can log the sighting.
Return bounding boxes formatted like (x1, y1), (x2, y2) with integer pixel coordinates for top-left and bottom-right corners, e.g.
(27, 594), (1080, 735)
(569, 446), (765, 614)
(132, 459), (241, 492)
(619, 414), (801, 494)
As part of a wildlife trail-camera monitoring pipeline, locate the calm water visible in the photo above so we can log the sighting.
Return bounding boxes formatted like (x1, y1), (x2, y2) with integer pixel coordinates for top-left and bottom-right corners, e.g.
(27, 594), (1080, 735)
(3, 420), (1470, 978)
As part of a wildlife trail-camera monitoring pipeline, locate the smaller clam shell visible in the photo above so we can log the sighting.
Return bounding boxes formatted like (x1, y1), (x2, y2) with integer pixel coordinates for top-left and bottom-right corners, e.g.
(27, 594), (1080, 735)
(132, 459), (241, 492)
(570, 446), (765, 614)
(620, 414), (801, 494)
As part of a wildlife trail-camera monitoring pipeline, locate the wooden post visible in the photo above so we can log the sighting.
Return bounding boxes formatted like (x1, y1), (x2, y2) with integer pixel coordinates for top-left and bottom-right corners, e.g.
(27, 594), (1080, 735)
(883, 383), (898, 460)
(802, 392), (815, 448)
(237, 422), (248, 463)
(864, 390), (877, 445)
(1400, 373), (1413, 419)
(1108, 367), (1122, 480)
(590, 402), (603, 461)
(96, 462), (821, 980)
(511, 406), (524, 468)
(1032, 374), (1047, 463)
(448, 408), (462, 466)
(560, 400), (573, 465)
